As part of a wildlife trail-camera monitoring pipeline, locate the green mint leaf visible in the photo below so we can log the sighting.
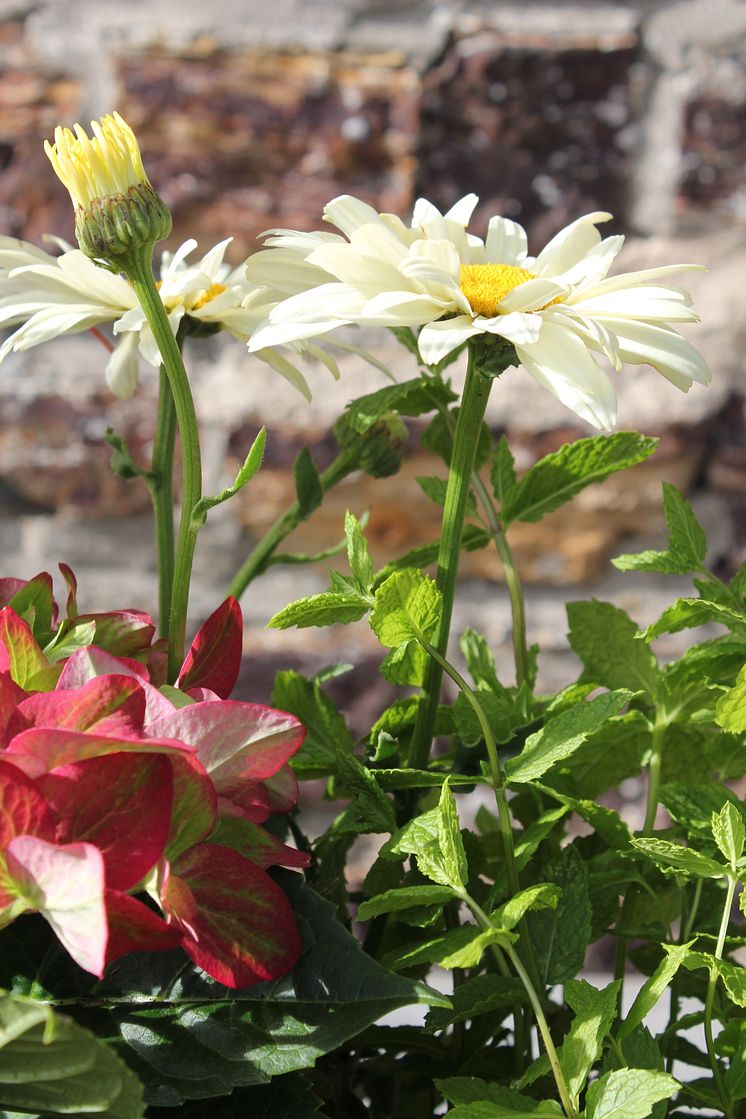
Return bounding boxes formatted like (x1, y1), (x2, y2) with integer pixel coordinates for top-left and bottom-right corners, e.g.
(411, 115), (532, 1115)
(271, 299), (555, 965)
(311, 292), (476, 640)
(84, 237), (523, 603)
(618, 942), (692, 1041)
(538, 788), (632, 849)
(492, 883), (560, 930)
(561, 978), (621, 1101)
(268, 592), (369, 629)
(437, 779), (469, 892)
(382, 808), (456, 887)
(724, 1022), (746, 1101)
(506, 691), (632, 784)
(452, 688), (526, 748)
(613, 483), (707, 575)
(293, 447), (323, 517)
(460, 627), (502, 691)
(416, 474), (477, 517)
(630, 837), (725, 879)
(272, 670), (353, 779)
(490, 434), (518, 507)
(527, 845), (591, 984)
(380, 641), (428, 686)
(711, 801), (745, 867)
(716, 662), (746, 732)
(425, 977), (526, 1033)
(333, 751), (396, 834)
(561, 710), (650, 800)
(567, 599), (659, 695)
(370, 569), (441, 648)
(659, 782), (741, 839)
(356, 885), (455, 921)
(439, 927), (513, 969)
(585, 1069), (679, 1119)
(436, 1076), (563, 1116)
(345, 376), (457, 433)
(643, 596), (746, 641)
(344, 510), (374, 594)
(501, 432), (657, 526)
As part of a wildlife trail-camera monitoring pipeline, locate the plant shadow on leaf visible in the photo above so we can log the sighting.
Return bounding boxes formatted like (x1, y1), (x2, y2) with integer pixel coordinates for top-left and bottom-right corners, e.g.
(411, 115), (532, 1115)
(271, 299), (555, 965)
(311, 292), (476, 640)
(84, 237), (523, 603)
(0, 872), (443, 1108)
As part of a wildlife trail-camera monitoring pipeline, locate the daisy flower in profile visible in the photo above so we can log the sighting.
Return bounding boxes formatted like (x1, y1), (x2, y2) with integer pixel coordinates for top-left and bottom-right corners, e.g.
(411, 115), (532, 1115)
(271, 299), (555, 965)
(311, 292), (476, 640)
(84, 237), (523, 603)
(247, 194), (710, 429)
(0, 236), (344, 399)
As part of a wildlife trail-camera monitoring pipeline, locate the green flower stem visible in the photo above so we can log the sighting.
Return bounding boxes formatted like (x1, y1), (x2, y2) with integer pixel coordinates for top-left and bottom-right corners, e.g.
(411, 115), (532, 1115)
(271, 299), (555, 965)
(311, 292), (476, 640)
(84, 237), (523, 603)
(704, 875), (737, 1119)
(470, 472), (530, 686)
(410, 347), (493, 770)
(148, 364), (177, 640)
(419, 637), (518, 896)
(643, 718), (667, 835)
(126, 250), (202, 682)
(227, 448), (359, 601)
(464, 891), (578, 1119)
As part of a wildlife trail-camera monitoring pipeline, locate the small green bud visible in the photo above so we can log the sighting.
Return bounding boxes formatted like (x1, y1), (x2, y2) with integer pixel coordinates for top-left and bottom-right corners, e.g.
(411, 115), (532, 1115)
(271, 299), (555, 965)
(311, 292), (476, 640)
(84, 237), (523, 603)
(334, 410), (408, 478)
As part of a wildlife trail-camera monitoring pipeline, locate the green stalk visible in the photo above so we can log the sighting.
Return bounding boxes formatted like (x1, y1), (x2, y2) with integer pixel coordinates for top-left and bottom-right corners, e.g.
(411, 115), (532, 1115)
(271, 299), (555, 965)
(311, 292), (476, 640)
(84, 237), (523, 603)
(703, 875), (737, 1119)
(464, 891), (578, 1119)
(227, 448), (359, 600)
(149, 364), (177, 639)
(420, 637), (518, 896)
(470, 471), (530, 686)
(410, 347), (493, 770)
(643, 719), (667, 835)
(126, 251), (202, 681)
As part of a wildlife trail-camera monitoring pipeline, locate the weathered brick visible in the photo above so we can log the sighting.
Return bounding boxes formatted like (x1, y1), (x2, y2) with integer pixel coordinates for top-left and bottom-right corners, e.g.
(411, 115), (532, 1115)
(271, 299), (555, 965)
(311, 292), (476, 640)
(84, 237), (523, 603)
(417, 29), (638, 241)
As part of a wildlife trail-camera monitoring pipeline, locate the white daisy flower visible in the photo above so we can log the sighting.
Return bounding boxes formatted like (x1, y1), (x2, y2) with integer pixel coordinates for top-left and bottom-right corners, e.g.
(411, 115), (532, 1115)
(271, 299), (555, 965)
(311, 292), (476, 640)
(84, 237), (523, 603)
(247, 195), (710, 429)
(0, 235), (347, 400)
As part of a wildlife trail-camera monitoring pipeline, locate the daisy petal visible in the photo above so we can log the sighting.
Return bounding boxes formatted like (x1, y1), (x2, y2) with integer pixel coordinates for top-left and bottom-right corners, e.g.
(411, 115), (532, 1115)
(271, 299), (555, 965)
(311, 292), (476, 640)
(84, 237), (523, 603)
(324, 195), (381, 237)
(485, 216), (529, 266)
(531, 212), (613, 276)
(515, 322), (618, 430)
(105, 332), (140, 398)
(597, 318), (711, 389)
(417, 316), (483, 365)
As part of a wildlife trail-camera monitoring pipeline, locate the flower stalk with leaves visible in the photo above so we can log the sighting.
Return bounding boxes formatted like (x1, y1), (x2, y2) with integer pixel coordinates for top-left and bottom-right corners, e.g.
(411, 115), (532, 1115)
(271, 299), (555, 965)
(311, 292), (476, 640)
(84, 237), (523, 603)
(2, 110), (746, 1119)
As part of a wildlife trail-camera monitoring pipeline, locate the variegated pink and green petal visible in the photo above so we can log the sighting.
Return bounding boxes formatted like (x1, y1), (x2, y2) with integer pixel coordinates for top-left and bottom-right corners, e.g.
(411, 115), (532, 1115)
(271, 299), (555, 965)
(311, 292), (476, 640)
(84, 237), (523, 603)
(208, 816), (310, 870)
(146, 701), (305, 793)
(0, 579), (28, 608)
(7, 674), (146, 739)
(4, 835), (107, 977)
(56, 646), (150, 688)
(165, 752), (218, 861)
(37, 752), (173, 891)
(104, 889), (182, 964)
(0, 608), (59, 692)
(261, 765), (300, 815)
(163, 843), (302, 988)
(217, 785), (272, 824)
(58, 562), (78, 619)
(5, 727), (195, 778)
(0, 758), (55, 848)
(0, 674), (27, 745)
(177, 597), (243, 699)
(72, 610), (156, 659)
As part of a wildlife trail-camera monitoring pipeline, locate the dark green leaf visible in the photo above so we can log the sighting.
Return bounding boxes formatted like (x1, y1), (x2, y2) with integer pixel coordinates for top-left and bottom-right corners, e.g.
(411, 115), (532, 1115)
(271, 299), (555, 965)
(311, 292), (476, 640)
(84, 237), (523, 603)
(490, 435), (518, 507)
(332, 750), (397, 834)
(425, 976), (525, 1032)
(272, 670), (353, 779)
(293, 447), (323, 517)
(618, 943), (692, 1041)
(171, 1075), (323, 1118)
(643, 597), (746, 641)
(501, 433), (657, 526)
(630, 838), (724, 879)
(436, 1076), (564, 1116)
(345, 377), (457, 434)
(372, 524), (490, 587)
(527, 845), (591, 984)
(416, 474), (478, 517)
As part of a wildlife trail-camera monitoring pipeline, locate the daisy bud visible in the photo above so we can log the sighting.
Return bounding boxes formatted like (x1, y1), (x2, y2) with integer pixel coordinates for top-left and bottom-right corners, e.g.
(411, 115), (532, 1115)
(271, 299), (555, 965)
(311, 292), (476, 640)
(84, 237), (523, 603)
(334, 411), (408, 478)
(45, 113), (172, 269)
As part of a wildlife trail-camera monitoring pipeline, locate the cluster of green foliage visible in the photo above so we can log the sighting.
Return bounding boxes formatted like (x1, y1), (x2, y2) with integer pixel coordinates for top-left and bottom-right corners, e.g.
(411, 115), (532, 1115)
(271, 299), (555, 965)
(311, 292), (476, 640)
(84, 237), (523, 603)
(2, 369), (745, 1119)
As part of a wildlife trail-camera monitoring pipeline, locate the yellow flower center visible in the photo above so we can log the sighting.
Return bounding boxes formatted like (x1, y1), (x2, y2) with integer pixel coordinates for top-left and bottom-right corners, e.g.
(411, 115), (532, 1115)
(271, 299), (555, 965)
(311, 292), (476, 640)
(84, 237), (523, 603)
(191, 283), (227, 311)
(459, 263), (536, 317)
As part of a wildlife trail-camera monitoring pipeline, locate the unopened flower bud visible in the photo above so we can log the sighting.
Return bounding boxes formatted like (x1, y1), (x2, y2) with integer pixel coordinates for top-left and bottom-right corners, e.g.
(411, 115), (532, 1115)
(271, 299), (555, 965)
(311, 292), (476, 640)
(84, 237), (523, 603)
(45, 113), (172, 268)
(334, 411), (408, 478)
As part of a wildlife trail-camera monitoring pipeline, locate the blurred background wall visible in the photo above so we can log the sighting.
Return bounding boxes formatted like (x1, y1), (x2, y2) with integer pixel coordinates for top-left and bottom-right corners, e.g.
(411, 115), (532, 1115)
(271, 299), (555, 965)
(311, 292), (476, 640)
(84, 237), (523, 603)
(1, 0), (745, 707)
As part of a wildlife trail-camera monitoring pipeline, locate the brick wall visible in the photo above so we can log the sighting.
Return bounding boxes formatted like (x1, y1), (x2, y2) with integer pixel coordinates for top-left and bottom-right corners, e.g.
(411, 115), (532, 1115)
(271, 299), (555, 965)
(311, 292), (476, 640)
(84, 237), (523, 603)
(1, 0), (745, 686)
